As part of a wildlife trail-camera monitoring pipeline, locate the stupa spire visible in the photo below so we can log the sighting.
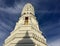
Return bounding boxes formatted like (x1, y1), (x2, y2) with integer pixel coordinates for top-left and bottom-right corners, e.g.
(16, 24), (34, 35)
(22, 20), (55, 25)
(3, 3), (47, 46)
(21, 3), (35, 15)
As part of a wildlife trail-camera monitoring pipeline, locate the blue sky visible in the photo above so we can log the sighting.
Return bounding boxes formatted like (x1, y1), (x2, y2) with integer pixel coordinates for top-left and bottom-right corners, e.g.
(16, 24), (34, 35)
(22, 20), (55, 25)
(0, 0), (60, 46)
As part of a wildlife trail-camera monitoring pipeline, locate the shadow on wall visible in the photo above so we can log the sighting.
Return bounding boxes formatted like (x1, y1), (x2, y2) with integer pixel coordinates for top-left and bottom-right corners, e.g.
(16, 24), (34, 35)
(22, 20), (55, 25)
(15, 31), (35, 46)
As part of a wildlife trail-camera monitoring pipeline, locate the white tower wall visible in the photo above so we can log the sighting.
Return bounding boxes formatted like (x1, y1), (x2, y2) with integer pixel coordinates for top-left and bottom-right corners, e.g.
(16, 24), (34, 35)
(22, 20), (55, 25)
(3, 3), (47, 46)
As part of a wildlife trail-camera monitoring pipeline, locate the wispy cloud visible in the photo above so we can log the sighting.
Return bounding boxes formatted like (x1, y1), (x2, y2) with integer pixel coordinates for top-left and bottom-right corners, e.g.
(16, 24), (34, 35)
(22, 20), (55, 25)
(0, 31), (6, 40)
(0, 3), (23, 14)
(0, 31), (8, 46)
(0, 19), (14, 31)
(48, 38), (60, 46)
(0, 19), (13, 46)
(0, 0), (25, 14)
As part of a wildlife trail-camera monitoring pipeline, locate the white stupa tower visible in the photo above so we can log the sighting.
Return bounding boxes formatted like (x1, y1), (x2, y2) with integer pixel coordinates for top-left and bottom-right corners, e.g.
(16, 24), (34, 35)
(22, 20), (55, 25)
(3, 3), (47, 46)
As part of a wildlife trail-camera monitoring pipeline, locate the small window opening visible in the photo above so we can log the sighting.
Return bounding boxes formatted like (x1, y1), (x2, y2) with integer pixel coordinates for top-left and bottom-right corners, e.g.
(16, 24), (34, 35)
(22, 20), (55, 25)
(30, 12), (33, 15)
(24, 17), (28, 25)
(23, 13), (26, 15)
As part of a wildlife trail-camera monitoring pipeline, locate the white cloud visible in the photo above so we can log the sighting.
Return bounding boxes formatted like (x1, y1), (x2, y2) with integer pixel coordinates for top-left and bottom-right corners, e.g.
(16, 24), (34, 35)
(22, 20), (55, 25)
(0, 3), (23, 14)
(0, 32), (4, 38)
(0, 31), (6, 39)
(0, 20), (13, 30)
(48, 39), (60, 46)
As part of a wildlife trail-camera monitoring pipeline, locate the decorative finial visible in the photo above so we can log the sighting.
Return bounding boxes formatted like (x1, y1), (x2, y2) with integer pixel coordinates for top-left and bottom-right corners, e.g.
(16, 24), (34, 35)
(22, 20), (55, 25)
(21, 3), (35, 15)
